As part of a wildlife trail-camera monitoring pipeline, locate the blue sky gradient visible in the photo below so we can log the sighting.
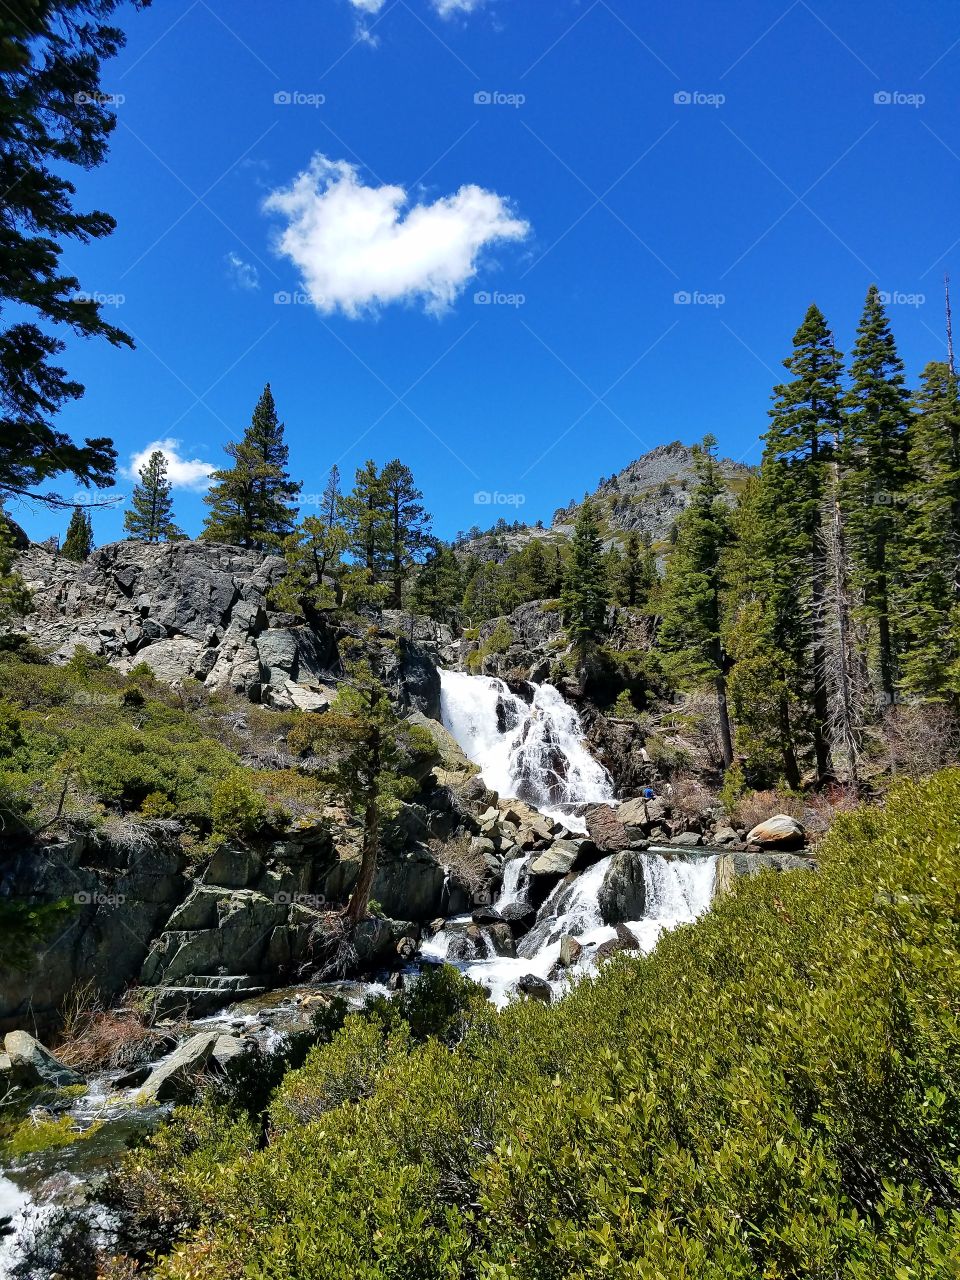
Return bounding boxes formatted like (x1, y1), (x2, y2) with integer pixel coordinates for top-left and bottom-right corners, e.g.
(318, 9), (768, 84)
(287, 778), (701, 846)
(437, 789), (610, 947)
(22, 0), (960, 544)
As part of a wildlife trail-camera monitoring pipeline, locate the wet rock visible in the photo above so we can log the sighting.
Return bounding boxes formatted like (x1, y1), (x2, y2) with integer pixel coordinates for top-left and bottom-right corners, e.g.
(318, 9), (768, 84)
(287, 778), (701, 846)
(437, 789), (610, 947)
(528, 844), (579, 877)
(615, 923), (640, 950)
(139, 1031), (222, 1101)
(516, 974), (552, 1003)
(471, 906), (504, 925)
(670, 831), (703, 848)
(598, 849), (647, 924)
(3, 1031), (83, 1089)
(746, 814), (805, 849)
(486, 923), (517, 958)
(395, 935), (419, 962)
(500, 902), (537, 937)
(584, 804), (632, 853)
(558, 935), (583, 967)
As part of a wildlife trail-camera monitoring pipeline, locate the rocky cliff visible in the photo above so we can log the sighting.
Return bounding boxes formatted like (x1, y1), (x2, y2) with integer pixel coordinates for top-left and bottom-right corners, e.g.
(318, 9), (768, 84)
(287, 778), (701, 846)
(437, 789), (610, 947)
(15, 540), (447, 717)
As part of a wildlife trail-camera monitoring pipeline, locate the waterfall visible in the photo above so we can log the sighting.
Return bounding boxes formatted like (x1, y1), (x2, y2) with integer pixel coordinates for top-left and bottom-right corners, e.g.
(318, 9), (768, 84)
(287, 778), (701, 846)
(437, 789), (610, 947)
(435, 668), (718, 1007)
(439, 669), (614, 829)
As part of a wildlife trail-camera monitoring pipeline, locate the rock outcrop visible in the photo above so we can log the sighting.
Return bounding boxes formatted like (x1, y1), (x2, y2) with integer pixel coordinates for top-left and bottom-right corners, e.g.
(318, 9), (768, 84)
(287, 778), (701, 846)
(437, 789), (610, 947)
(14, 541), (445, 717)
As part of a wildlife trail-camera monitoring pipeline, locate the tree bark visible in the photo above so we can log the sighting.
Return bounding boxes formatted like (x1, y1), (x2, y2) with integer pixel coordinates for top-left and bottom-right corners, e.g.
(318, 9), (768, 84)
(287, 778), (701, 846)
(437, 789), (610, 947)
(715, 672), (734, 770)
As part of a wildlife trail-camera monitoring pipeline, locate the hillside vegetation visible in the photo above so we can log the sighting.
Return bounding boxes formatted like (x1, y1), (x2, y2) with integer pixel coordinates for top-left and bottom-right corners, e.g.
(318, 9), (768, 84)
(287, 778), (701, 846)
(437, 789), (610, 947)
(103, 769), (960, 1279)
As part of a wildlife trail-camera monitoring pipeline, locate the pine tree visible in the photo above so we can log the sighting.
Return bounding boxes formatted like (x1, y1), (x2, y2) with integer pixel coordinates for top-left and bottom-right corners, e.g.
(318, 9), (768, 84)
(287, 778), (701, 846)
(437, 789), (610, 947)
(124, 449), (180, 542)
(0, 522), (31, 634)
(843, 285), (913, 703)
(309, 648), (418, 927)
(658, 437), (735, 769)
(723, 477), (803, 788)
(761, 302), (846, 781)
(381, 460), (432, 608)
(895, 361), (960, 700)
(462, 559), (507, 621)
(341, 461), (391, 582)
(410, 543), (463, 624)
(62, 506), (93, 561)
(201, 385), (300, 549)
(0, 0), (146, 509)
(560, 498), (609, 661)
(615, 528), (657, 607)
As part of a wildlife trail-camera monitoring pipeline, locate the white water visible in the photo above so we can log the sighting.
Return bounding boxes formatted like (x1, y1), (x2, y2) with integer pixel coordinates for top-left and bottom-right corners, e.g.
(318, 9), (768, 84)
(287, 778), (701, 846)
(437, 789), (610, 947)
(439, 670), (615, 830)
(433, 669), (717, 1006)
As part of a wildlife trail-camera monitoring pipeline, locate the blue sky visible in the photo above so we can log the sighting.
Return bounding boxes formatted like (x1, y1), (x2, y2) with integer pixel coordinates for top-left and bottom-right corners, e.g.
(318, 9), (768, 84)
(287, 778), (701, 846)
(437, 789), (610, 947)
(24, 0), (960, 544)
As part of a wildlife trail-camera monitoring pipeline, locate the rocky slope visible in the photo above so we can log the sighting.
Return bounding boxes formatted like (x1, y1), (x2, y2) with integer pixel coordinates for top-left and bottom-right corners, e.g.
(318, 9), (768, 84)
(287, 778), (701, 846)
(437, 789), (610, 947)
(455, 441), (754, 564)
(15, 540), (447, 716)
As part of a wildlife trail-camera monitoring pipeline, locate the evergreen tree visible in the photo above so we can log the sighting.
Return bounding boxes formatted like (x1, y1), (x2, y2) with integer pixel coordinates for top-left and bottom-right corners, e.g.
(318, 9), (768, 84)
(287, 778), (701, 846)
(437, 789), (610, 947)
(311, 648), (418, 927)
(62, 506), (93, 561)
(341, 460), (391, 581)
(843, 285), (913, 703)
(0, 0), (146, 509)
(202, 384), (300, 549)
(723, 477), (803, 788)
(560, 499), (609, 661)
(0, 522), (31, 634)
(462, 559), (507, 621)
(615, 528), (657, 607)
(410, 543), (463, 624)
(895, 361), (960, 700)
(381, 460), (432, 608)
(761, 302), (846, 781)
(124, 449), (180, 542)
(658, 437), (735, 769)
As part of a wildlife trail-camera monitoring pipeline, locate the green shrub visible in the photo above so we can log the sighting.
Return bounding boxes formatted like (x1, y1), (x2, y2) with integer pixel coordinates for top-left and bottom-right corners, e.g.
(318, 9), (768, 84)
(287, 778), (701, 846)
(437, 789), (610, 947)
(122, 770), (960, 1279)
(209, 771), (267, 842)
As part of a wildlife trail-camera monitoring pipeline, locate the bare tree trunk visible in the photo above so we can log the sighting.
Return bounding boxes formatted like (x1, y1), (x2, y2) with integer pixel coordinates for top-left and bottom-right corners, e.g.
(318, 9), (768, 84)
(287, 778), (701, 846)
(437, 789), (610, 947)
(715, 673), (734, 770)
(344, 730), (382, 927)
(822, 461), (868, 787)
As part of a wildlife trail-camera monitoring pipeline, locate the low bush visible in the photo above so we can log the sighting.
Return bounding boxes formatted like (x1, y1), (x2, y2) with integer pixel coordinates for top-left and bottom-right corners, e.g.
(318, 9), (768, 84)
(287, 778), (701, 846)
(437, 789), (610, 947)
(109, 769), (960, 1278)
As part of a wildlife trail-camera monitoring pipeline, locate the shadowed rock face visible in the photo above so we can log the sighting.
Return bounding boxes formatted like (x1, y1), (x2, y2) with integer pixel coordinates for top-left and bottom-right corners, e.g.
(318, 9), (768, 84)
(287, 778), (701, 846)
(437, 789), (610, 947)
(14, 540), (445, 718)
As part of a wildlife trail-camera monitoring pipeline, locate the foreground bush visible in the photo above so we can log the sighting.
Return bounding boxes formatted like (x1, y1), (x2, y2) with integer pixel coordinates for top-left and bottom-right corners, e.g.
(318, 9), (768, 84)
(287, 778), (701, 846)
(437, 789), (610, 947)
(126, 771), (960, 1278)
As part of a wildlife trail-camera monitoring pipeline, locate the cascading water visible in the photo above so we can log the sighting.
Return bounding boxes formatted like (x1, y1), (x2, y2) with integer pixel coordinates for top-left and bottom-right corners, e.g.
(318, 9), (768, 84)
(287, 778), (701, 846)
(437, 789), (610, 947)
(439, 669), (615, 829)
(434, 669), (718, 1006)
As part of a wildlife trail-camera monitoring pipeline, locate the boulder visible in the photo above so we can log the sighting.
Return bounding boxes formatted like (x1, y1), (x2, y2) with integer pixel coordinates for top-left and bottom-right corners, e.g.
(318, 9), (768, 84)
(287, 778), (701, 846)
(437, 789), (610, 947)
(713, 826), (739, 846)
(598, 850), (647, 924)
(746, 814), (805, 850)
(558, 935), (583, 968)
(202, 846), (263, 890)
(584, 805), (632, 853)
(516, 974), (552, 1003)
(485, 923), (517, 958)
(528, 844), (579, 877)
(210, 1034), (245, 1069)
(615, 797), (650, 829)
(139, 1031), (222, 1101)
(500, 901), (537, 937)
(3, 1031), (83, 1089)
(471, 906), (504, 925)
(670, 831), (703, 848)
(615, 923), (640, 950)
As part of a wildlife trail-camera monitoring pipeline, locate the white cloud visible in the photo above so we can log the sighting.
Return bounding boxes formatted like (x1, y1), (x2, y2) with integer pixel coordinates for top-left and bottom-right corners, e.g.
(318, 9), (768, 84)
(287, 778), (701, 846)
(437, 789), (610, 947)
(224, 251), (260, 291)
(432, 0), (487, 16)
(263, 154), (529, 317)
(348, 0), (386, 11)
(126, 439), (215, 491)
